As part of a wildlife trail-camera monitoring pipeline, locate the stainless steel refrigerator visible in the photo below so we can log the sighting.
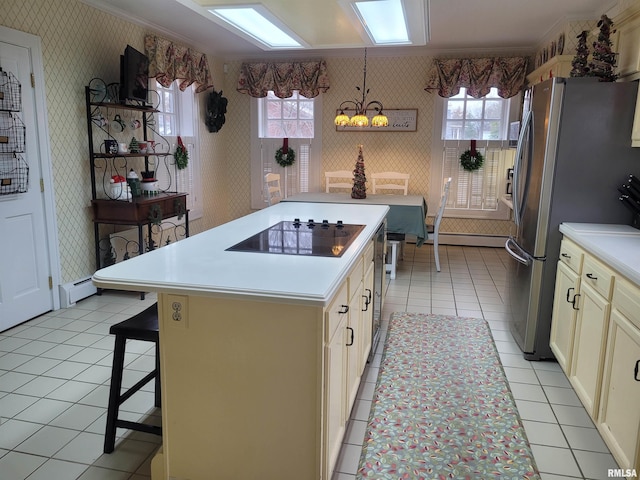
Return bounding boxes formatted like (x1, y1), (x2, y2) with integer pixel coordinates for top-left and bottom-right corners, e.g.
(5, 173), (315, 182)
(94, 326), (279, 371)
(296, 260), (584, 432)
(505, 77), (640, 360)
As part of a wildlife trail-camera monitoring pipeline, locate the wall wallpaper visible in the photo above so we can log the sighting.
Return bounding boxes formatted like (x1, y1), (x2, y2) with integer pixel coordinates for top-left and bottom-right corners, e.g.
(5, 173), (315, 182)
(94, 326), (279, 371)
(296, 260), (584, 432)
(1, 0), (224, 284)
(2, 0), (609, 288)
(221, 54), (515, 236)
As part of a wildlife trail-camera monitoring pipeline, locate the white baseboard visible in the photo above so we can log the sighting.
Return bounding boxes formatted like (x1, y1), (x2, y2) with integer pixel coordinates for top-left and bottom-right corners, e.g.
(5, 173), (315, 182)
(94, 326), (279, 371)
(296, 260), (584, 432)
(59, 276), (96, 308)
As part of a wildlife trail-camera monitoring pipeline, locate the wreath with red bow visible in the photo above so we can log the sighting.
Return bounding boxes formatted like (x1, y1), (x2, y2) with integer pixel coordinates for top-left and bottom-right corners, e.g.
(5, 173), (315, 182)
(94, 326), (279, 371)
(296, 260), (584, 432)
(460, 140), (484, 171)
(460, 149), (484, 171)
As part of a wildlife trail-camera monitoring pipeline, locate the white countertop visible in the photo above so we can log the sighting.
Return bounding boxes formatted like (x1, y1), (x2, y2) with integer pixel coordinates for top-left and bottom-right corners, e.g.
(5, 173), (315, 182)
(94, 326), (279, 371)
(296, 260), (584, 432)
(559, 223), (640, 285)
(92, 202), (389, 306)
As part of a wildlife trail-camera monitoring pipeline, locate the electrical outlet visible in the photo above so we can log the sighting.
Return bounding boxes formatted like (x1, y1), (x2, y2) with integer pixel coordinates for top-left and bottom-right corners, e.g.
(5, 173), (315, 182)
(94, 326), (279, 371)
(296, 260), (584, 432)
(166, 294), (188, 329)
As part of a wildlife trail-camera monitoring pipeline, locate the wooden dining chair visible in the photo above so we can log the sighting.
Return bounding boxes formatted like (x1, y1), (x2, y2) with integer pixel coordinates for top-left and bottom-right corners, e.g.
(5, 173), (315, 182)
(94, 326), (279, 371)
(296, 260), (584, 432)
(264, 173), (282, 206)
(428, 177), (452, 272)
(324, 170), (353, 192)
(371, 172), (410, 195)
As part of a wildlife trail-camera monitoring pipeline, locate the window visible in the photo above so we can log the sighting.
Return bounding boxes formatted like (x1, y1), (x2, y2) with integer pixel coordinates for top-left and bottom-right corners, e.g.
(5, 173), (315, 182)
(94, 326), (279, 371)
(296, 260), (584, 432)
(250, 91), (322, 209)
(443, 87), (510, 140)
(433, 87), (516, 220)
(259, 91), (315, 138)
(153, 81), (202, 219)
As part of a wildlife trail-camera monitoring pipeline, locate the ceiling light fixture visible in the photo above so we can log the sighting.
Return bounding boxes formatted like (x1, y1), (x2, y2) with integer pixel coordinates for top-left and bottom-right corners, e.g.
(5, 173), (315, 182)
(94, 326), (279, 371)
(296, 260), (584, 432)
(334, 49), (388, 128)
(353, 0), (409, 45)
(208, 6), (304, 49)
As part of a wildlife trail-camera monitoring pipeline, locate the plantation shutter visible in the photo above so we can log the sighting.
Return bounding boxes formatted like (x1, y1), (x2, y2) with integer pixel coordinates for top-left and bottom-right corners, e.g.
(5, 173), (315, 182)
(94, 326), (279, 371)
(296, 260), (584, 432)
(442, 142), (503, 211)
(260, 138), (311, 204)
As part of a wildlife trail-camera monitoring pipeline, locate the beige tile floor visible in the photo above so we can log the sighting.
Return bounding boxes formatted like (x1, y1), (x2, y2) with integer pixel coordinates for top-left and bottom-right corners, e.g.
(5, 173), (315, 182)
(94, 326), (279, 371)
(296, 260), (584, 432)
(0, 244), (620, 480)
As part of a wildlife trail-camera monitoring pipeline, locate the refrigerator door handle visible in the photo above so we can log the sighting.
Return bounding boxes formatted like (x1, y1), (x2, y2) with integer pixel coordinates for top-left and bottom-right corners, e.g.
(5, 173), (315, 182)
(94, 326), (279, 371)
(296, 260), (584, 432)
(512, 109), (532, 228)
(505, 237), (532, 266)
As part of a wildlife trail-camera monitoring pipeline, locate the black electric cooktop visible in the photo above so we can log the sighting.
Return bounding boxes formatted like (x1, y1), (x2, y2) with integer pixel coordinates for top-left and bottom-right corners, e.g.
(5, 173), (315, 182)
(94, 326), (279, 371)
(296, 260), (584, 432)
(226, 219), (365, 257)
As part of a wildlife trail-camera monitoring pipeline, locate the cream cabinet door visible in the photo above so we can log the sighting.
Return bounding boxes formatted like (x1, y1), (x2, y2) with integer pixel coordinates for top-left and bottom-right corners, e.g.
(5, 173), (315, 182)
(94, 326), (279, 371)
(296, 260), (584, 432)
(346, 280), (364, 411)
(324, 286), (349, 478)
(550, 261), (580, 373)
(598, 308), (640, 472)
(360, 263), (374, 372)
(569, 281), (611, 420)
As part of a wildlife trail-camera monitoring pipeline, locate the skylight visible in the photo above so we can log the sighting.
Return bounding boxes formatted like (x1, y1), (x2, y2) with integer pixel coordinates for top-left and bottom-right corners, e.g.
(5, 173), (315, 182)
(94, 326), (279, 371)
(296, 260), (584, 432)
(208, 6), (303, 49)
(353, 0), (409, 45)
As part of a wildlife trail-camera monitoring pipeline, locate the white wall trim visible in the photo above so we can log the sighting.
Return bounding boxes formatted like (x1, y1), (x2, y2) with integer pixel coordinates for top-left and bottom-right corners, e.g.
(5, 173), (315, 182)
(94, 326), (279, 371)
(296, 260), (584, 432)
(0, 26), (61, 311)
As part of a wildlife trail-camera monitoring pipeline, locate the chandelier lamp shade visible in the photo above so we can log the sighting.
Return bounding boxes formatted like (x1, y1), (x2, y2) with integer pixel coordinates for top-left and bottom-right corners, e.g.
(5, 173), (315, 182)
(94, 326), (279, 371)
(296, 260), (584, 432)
(334, 49), (389, 128)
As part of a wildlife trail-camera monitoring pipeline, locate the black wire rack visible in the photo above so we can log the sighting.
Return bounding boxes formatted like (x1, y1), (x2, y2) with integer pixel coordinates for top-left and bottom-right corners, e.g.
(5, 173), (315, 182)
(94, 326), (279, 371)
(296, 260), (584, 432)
(0, 154), (29, 195)
(0, 69), (21, 112)
(0, 113), (25, 154)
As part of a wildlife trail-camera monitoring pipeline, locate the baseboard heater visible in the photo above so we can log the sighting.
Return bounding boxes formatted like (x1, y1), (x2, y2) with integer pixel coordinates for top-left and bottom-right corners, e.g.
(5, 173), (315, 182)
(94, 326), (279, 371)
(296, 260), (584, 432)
(431, 233), (508, 248)
(59, 275), (97, 308)
(403, 232), (508, 248)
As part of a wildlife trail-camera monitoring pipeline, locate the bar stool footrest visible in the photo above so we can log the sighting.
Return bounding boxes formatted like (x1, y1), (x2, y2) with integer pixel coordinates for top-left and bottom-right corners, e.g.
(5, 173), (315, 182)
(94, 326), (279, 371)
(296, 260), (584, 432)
(115, 419), (162, 436)
(117, 370), (157, 406)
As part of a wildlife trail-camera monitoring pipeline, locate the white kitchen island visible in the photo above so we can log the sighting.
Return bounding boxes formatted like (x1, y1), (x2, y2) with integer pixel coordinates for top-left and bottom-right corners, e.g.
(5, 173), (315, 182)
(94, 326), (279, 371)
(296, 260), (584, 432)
(92, 202), (389, 480)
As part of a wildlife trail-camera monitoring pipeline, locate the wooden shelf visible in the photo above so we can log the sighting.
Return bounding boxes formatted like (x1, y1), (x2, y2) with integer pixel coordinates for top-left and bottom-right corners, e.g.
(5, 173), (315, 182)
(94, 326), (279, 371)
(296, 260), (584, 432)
(92, 192), (187, 225)
(92, 152), (171, 159)
(89, 101), (158, 113)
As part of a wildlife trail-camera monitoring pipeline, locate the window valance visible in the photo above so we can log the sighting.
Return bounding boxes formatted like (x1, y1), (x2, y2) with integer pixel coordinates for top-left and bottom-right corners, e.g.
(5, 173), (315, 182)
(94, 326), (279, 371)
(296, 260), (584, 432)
(144, 34), (213, 93)
(237, 60), (330, 99)
(425, 57), (529, 99)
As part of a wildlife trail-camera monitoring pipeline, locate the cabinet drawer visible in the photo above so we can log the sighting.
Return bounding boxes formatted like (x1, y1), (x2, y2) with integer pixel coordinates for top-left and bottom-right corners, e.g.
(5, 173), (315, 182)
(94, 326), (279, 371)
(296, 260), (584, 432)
(92, 193), (187, 224)
(348, 257), (364, 299)
(559, 239), (584, 274)
(582, 255), (615, 300)
(613, 277), (640, 330)
(326, 282), (349, 341)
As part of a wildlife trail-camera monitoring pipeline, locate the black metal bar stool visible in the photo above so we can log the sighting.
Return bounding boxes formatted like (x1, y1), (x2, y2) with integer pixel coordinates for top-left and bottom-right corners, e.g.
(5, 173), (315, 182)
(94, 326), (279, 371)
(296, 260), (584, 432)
(104, 302), (162, 453)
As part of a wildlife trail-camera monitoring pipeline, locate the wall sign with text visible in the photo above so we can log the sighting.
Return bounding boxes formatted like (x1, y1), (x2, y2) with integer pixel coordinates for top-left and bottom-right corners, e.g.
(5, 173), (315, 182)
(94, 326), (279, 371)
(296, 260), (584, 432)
(336, 109), (417, 132)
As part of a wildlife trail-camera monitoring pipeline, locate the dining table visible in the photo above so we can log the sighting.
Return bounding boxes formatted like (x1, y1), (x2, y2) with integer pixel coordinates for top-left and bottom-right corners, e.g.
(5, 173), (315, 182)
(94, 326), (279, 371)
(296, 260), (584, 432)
(282, 192), (429, 246)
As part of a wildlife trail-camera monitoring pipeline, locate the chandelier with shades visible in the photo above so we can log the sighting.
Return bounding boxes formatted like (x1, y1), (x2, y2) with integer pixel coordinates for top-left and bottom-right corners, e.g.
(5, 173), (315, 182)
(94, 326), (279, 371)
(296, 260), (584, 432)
(334, 49), (389, 128)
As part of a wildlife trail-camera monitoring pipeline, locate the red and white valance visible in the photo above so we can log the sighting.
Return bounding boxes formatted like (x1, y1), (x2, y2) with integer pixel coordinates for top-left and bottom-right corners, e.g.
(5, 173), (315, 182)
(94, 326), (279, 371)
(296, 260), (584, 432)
(237, 60), (330, 99)
(425, 57), (529, 99)
(144, 34), (213, 93)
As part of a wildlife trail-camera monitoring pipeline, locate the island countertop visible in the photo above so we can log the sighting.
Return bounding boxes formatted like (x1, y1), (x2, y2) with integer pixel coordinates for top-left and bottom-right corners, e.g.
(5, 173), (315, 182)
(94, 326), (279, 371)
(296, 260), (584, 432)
(92, 201), (389, 306)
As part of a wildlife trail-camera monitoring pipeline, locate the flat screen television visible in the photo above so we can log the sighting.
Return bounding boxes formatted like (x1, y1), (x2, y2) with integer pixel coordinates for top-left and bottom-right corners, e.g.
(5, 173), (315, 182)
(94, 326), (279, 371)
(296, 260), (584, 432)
(119, 45), (149, 105)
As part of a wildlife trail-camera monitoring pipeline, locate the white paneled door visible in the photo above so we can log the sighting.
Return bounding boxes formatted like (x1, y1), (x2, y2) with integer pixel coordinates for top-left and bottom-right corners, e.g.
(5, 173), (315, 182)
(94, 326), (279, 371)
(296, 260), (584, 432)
(0, 34), (54, 331)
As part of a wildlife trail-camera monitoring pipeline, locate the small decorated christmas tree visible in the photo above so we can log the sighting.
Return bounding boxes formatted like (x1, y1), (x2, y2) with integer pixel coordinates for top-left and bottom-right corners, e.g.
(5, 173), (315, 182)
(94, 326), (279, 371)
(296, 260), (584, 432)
(589, 15), (618, 82)
(128, 137), (140, 153)
(351, 144), (367, 199)
(570, 30), (590, 77)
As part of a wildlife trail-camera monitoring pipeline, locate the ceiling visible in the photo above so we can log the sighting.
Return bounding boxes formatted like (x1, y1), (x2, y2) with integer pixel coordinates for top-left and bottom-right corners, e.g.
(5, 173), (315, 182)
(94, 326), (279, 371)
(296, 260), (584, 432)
(84, 0), (612, 58)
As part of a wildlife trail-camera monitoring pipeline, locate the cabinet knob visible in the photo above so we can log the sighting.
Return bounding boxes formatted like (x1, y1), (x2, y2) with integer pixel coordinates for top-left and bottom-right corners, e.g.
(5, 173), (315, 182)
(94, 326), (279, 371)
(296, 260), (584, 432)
(338, 305), (349, 314)
(561, 252), (571, 259)
(635, 360), (640, 382)
(586, 273), (598, 280)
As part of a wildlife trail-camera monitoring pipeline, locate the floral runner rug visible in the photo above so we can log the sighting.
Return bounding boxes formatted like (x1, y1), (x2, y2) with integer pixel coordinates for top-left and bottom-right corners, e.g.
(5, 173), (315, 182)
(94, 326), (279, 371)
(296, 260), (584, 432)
(356, 313), (540, 479)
